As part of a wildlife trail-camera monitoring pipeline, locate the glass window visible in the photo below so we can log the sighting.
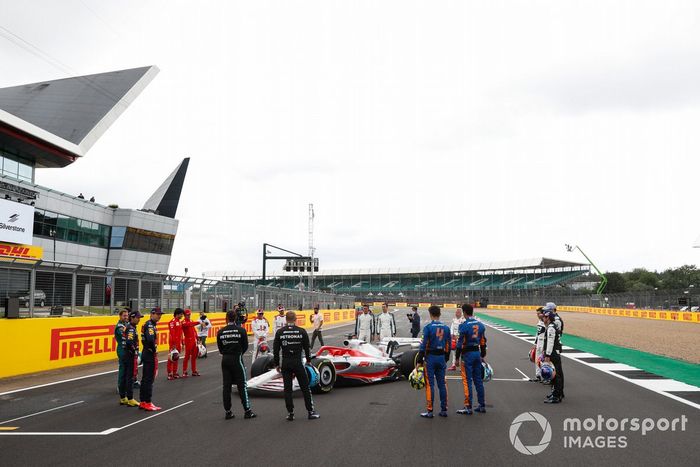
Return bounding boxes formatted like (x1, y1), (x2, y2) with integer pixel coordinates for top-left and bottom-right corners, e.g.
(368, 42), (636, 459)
(18, 161), (32, 181)
(3, 157), (18, 176)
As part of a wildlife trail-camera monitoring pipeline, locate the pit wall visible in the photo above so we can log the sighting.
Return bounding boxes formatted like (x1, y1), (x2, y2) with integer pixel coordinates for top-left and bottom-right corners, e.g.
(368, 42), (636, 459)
(486, 304), (700, 324)
(0, 309), (357, 379)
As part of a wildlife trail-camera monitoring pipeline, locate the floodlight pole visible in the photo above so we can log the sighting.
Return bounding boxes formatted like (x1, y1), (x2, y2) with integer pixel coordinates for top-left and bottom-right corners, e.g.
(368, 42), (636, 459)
(567, 244), (607, 294)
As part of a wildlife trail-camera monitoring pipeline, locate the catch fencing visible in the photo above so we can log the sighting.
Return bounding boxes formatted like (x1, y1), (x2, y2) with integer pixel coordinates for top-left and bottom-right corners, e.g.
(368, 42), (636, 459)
(0, 259), (355, 318)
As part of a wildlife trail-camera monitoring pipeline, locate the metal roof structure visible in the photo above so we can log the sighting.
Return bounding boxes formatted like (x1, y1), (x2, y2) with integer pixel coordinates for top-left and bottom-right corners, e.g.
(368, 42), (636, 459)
(0, 66), (158, 168)
(204, 257), (589, 279)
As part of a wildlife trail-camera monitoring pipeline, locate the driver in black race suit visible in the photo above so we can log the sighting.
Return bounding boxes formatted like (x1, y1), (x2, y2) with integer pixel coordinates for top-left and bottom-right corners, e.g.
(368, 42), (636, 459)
(273, 311), (320, 421)
(217, 310), (255, 420)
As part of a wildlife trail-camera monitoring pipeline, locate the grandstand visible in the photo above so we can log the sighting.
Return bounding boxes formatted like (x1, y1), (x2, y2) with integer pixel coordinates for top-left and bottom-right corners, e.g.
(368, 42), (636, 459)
(207, 258), (590, 302)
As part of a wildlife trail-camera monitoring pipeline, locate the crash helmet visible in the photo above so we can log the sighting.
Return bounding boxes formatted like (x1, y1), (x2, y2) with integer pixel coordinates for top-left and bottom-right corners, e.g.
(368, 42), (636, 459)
(540, 362), (556, 383)
(481, 361), (494, 383)
(536, 354), (544, 368)
(197, 344), (207, 357)
(169, 349), (180, 362)
(409, 366), (426, 390)
(529, 347), (537, 363)
(305, 364), (320, 388)
(259, 343), (269, 353)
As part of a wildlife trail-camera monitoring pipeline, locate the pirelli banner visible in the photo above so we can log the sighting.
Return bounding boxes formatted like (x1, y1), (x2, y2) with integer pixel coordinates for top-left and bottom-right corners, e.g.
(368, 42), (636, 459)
(486, 304), (700, 324)
(0, 309), (357, 379)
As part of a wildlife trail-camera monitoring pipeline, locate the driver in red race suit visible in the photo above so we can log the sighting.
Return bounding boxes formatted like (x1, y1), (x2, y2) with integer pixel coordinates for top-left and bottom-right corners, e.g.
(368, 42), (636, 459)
(182, 309), (200, 377)
(167, 308), (184, 380)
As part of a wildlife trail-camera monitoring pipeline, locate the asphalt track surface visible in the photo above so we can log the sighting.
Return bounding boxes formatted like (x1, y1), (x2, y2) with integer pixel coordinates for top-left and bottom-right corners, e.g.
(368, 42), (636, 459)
(0, 310), (698, 466)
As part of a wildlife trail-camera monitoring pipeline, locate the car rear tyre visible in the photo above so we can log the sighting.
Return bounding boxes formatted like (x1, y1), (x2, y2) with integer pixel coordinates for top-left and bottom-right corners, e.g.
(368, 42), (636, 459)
(250, 354), (275, 378)
(311, 359), (336, 394)
(400, 349), (420, 379)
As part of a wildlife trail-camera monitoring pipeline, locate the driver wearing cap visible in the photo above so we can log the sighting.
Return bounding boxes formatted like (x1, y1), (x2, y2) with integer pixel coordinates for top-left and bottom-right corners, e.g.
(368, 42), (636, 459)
(140, 307), (163, 411)
(251, 309), (270, 359)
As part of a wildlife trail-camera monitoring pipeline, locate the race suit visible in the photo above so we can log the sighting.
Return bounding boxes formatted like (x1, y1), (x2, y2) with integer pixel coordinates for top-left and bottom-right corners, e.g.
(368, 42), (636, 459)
(417, 320), (451, 413)
(119, 322), (139, 400)
(217, 323), (250, 413)
(115, 318), (128, 394)
(355, 313), (375, 343)
(139, 319), (158, 403)
(543, 321), (564, 398)
(273, 314), (286, 334)
(167, 317), (183, 377)
(377, 312), (396, 341)
(534, 319), (546, 378)
(273, 324), (315, 414)
(455, 317), (487, 408)
(450, 317), (466, 366)
(182, 316), (199, 374)
(251, 317), (270, 358)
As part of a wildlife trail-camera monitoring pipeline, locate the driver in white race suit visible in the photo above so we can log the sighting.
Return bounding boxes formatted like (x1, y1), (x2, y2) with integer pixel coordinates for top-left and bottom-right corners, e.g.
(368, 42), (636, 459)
(355, 305), (375, 343)
(377, 304), (396, 341)
(448, 308), (466, 371)
(251, 309), (270, 359)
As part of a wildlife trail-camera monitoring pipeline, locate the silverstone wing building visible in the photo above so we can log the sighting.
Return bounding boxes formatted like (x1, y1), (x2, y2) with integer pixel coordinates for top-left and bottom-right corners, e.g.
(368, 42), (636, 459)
(0, 66), (188, 303)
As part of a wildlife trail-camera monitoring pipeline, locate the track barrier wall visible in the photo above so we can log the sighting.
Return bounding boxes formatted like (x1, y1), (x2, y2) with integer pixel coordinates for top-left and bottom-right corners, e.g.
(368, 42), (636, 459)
(0, 309), (357, 379)
(487, 304), (700, 324)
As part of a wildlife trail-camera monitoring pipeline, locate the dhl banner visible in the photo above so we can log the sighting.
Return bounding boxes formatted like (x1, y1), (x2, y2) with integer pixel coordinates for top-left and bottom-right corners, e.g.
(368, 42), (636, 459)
(486, 304), (700, 324)
(0, 309), (356, 379)
(0, 242), (43, 261)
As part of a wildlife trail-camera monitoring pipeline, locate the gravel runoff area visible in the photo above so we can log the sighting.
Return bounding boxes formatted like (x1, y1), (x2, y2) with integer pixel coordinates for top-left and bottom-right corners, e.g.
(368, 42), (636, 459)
(479, 309), (700, 365)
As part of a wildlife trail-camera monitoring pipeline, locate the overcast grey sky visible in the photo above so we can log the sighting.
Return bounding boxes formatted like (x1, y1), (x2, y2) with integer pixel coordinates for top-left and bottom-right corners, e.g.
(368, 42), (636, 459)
(2, 1), (699, 276)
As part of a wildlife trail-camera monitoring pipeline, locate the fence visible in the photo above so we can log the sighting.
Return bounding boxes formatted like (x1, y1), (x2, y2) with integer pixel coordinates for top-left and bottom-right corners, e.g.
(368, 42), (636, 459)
(0, 259), (355, 318)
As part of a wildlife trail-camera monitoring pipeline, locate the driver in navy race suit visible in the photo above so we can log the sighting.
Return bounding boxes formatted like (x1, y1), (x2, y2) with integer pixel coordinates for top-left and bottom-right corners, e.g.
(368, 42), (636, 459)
(416, 305), (451, 418)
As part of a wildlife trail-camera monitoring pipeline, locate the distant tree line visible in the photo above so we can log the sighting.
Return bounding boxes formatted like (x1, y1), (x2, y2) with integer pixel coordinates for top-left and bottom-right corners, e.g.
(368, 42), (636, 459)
(578, 265), (700, 293)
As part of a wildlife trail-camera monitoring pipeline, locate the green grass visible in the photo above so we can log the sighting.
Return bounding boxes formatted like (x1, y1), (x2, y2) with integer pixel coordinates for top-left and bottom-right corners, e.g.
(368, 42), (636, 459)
(476, 312), (700, 388)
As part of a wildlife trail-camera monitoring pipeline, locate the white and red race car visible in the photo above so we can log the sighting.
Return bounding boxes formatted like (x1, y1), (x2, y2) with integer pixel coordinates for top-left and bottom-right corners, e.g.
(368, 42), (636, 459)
(244, 337), (422, 395)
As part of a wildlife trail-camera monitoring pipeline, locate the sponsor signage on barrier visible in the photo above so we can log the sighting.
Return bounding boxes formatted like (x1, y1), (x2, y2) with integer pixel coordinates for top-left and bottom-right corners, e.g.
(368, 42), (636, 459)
(485, 304), (700, 323)
(0, 309), (356, 379)
(418, 303), (432, 308)
(0, 242), (43, 260)
(0, 198), (34, 245)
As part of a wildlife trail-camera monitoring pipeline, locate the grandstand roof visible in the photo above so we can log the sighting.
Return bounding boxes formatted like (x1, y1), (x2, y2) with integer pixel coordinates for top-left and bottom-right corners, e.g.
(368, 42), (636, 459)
(205, 257), (589, 279)
(0, 66), (158, 167)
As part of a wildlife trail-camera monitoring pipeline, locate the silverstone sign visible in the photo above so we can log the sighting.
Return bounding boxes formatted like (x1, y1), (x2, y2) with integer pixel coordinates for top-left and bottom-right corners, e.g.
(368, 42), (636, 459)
(0, 197), (34, 245)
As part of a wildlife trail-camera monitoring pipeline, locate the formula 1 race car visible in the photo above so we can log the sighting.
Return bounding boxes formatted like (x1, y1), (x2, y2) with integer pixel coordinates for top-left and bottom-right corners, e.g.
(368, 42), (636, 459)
(245, 336), (422, 395)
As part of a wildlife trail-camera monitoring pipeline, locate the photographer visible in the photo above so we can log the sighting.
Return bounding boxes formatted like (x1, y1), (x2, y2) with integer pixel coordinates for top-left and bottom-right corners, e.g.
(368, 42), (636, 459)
(197, 312), (212, 358)
(408, 306), (421, 338)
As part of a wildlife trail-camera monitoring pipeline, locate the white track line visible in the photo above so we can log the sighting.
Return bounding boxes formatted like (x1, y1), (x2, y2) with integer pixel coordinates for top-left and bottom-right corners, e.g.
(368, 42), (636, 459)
(0, 401), (84, 425)
(482, 320), (700, 411)
(514, 368), (530, 380)
(0, 400), (193, 436)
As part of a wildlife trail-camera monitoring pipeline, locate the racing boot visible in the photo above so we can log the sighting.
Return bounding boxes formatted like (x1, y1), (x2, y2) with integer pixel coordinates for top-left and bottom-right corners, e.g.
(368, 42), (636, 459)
(225, 411), (234, 420)
(167, 374), (174, 381)
(144, 402), (162, 411)
(447, 364), (457, 371)
(192, 371), (201, 376)
(308, 411), (320, 420)
(420, 411), (434, 418)
(119, 397), (129, 405)
(133, 380), (140, 388)
(286, 412), (294, 421)
(475, 405), (486, 413)
(181, 372), (189, 378)
(456, 406), (473, 415)
(126, 399), (140, 407)
(544, 396), (561, 404)
(173, 373), (180, 379)
(244, 410), (257, 419)
(438, 411), (448, 417)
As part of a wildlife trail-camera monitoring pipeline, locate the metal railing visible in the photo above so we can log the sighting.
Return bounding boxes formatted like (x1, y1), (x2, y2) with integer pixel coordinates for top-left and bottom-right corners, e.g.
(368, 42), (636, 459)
(0, 259), (355, 318)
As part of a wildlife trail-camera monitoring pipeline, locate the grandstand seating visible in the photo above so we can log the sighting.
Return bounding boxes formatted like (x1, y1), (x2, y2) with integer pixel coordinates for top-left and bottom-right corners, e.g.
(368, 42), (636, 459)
(250, 270), (586, 294)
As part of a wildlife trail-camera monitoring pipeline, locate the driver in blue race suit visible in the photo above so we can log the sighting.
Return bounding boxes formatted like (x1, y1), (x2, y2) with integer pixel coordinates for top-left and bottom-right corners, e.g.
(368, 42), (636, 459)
(416, 305), (451, 418)
(455, 304), (487, 414)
